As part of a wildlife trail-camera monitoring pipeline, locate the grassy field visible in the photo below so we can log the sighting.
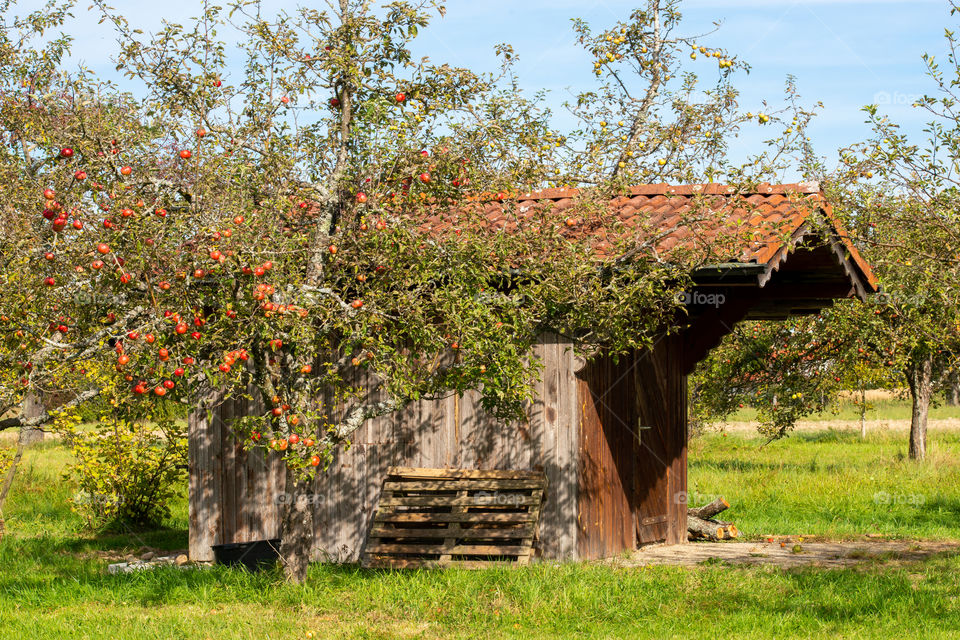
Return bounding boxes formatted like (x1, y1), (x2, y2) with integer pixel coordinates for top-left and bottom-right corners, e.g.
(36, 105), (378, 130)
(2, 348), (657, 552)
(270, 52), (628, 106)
(1, 413), (960, 638)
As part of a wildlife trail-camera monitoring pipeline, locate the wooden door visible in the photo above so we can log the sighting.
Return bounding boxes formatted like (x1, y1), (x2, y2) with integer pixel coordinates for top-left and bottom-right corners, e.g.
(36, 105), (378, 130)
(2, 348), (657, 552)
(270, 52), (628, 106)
(576, 355), (637, 559)
(633, 337), (687, 545)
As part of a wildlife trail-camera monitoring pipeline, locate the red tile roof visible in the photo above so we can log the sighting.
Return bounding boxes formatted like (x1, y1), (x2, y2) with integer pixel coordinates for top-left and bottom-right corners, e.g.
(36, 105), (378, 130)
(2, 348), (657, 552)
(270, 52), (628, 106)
(415, 182), (878, 290)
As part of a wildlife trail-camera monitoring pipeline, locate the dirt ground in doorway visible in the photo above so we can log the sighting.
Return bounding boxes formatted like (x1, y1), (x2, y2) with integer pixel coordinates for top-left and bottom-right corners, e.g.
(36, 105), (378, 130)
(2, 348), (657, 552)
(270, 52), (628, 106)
(612, 538), (960, 569)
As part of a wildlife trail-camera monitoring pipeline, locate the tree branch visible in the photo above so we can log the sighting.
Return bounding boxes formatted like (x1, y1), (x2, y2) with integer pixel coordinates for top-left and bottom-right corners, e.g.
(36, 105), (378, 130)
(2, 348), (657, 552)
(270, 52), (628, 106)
(0, 388), (101, 431)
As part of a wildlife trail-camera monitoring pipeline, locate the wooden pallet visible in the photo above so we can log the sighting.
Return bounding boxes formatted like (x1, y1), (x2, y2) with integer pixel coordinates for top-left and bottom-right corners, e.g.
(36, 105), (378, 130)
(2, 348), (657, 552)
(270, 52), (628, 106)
(362, 467), (547, 569)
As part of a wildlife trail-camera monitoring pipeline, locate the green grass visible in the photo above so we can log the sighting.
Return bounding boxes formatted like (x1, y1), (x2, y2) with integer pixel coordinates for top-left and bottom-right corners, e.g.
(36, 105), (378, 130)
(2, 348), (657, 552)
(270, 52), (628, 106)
(689, 427), (960, 539)
(2, 420), (960, 638)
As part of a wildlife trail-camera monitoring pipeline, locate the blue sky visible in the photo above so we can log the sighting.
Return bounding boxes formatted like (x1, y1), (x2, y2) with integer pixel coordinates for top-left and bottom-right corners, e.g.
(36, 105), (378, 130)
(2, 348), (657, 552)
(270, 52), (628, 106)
(15, 0), (950, 175)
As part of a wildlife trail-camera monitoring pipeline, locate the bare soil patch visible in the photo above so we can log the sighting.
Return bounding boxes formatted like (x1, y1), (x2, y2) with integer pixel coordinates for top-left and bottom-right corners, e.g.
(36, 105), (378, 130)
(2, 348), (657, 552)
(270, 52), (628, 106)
(614, 539), (960, 569)
(716, 418), (960, 435)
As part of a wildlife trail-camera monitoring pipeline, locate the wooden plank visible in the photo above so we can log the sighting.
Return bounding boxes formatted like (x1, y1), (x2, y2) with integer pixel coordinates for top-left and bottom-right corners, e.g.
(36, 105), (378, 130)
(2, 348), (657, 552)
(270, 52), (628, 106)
(221, 395), (238, 544)
(535, 336), (559, 561)
(373, 511), (536, 524)
(388, 467), (545, 480)
(439, 489), (466, 563)
(365, 543), (529, 555)
(364, 558), (518, 570)
(369, 526), (534, 539)
(516, 489), (544, 565)
(563, 342), (580, 560)
(188, 401), (219, 562)
(378, 495), (542, 507)
(383, 479), (545, 491)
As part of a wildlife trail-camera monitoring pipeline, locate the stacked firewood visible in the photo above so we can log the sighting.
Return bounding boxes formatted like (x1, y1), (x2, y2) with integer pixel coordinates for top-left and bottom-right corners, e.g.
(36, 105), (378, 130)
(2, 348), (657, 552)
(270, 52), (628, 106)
(687, 497), (739, 541)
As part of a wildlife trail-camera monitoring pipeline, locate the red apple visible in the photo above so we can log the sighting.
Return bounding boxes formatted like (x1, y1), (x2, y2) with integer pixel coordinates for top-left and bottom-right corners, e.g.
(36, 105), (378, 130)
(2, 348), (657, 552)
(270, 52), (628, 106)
(74, 170), (87, 180)
(120, 166), (132, 176)
(60, 148), (74, 158)
(179, 149), (192, 160)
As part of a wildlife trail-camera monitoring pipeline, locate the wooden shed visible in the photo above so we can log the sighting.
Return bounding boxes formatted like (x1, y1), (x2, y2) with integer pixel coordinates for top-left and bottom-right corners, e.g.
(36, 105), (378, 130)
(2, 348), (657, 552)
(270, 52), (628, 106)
(188, 182), (878, 563)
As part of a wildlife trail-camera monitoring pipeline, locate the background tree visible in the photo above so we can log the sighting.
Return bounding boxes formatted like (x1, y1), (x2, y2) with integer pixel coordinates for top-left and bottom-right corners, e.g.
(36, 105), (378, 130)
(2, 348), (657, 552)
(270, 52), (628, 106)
(694, 1), (960, 460)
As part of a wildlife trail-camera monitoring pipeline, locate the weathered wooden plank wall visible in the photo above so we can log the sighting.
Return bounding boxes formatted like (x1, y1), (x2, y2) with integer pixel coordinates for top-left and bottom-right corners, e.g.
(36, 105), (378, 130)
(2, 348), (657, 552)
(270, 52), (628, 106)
(189, 390), (284, 562)
(188, 334), (581, 563)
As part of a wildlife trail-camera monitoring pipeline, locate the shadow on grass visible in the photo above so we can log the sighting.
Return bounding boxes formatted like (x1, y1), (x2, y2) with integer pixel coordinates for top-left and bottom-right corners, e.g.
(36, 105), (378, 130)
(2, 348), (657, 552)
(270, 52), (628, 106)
(916, 497), (960, 524)
(793, 428), (865, 444)
(688, 458), (848, 474)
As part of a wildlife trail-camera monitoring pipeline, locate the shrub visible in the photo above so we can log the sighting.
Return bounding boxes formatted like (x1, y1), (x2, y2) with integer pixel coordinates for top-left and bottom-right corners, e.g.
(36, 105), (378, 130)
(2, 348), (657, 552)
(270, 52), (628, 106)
(61, 418), (186, 531)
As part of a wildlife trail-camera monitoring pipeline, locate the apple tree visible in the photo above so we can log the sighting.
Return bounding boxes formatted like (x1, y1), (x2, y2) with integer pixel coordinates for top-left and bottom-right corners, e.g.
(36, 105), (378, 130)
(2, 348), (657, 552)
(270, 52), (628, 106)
(0, 0), (803, 580)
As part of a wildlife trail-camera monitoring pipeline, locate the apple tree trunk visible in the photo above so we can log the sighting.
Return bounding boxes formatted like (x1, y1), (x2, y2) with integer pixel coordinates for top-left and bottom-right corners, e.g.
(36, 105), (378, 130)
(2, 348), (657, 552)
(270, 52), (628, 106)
(19, 393), (44, 446)
(947, 373), (959, 407)
(906, 354), (934, 462)
(279, 468), (314, 583)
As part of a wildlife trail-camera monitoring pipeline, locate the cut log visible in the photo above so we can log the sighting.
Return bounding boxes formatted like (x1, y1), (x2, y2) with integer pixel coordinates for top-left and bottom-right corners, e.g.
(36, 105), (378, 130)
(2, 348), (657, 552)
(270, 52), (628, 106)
(687, 515), (725, 541)
(687, 498), (738, 541)
(687, 497), (729, 520)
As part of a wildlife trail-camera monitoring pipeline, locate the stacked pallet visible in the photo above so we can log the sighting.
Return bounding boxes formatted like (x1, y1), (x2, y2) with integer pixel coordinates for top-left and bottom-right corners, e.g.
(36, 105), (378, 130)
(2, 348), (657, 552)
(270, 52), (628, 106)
(362, 467), (547, 569)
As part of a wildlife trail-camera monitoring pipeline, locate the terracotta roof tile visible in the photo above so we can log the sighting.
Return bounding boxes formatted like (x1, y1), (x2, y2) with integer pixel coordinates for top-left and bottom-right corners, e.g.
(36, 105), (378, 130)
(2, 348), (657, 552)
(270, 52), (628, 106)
(409, 182), (877, 289)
